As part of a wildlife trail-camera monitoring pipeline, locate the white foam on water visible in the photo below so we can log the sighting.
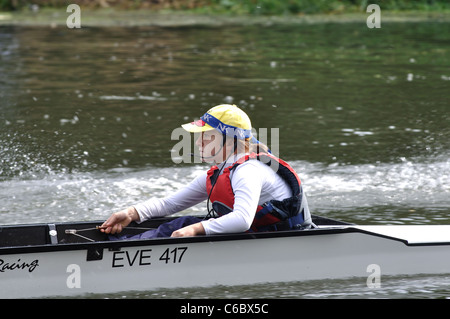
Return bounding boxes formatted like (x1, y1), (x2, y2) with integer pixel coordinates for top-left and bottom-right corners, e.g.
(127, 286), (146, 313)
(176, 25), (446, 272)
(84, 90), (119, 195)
(291, 155), (450, 223)
(0, 165), (207, 225)
(1, 154), (448, 225)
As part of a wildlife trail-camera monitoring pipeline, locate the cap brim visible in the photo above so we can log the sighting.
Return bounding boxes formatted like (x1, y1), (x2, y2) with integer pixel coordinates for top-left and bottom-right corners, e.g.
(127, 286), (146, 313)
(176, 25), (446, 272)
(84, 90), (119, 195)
(181, 120), (215, 133)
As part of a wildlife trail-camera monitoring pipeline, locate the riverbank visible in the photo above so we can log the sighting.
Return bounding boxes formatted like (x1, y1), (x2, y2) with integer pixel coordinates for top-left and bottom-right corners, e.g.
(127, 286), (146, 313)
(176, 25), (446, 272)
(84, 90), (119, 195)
(0, 8), (449, 27)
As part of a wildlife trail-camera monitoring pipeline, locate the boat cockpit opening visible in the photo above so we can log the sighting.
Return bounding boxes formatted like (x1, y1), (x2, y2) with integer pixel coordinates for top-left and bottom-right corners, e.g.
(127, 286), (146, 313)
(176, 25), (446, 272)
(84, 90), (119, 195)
(0, 215), (352, 248)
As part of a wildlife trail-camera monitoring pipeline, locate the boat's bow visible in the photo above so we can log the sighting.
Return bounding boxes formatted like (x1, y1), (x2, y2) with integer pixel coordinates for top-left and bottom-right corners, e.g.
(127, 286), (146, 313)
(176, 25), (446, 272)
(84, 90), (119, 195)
(348, 225), (450, 245)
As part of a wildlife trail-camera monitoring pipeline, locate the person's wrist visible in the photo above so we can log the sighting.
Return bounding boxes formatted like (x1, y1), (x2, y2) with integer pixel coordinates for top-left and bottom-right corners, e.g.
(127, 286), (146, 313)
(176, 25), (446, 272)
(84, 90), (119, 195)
(194, 222), (206, 235)
(127, 206), (139, 221)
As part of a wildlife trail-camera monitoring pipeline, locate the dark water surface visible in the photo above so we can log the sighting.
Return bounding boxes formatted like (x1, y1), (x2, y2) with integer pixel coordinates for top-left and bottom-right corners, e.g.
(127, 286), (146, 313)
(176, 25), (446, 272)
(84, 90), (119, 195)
(0, 20), (449, 298)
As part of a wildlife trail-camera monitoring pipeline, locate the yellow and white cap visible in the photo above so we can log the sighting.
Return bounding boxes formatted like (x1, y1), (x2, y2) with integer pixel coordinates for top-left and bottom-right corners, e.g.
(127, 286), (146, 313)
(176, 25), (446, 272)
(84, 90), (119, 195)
(182, 104), (254, 141)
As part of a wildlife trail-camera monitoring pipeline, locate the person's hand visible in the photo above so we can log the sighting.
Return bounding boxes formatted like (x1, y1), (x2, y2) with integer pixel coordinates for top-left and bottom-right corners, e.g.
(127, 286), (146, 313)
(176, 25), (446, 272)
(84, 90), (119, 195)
(100, 207), (139, 234)
(171, 222), (205, 238)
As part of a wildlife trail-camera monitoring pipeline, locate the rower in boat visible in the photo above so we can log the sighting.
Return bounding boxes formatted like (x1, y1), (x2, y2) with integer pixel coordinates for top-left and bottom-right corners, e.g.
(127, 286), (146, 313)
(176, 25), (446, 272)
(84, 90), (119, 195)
(100, 104), (312, 239)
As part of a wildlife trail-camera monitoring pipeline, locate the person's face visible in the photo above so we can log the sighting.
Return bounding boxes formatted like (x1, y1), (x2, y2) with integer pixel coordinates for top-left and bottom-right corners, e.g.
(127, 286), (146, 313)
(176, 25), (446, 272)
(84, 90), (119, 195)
(195, 131), (227, 163)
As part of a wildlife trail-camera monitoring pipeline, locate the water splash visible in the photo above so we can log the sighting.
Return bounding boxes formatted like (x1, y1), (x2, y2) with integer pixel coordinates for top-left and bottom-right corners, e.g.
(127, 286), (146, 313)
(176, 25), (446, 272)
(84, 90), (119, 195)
(294, 154), (450, 224)
(1, 153), (448, 226)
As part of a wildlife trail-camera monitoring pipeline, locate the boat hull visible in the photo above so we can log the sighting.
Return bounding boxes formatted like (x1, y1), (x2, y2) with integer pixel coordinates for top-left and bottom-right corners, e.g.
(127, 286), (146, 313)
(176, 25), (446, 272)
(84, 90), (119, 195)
(1, 220), (450, 298)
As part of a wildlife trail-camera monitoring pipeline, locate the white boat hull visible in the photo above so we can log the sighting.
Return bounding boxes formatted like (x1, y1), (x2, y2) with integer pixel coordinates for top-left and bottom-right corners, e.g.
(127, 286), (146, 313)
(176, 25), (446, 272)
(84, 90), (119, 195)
(1, 222), (450, 298)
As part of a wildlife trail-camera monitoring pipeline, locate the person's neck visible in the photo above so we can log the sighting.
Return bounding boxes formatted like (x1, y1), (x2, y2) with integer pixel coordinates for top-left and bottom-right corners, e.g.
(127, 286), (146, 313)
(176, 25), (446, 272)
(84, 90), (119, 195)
(215, 152), (248, 168)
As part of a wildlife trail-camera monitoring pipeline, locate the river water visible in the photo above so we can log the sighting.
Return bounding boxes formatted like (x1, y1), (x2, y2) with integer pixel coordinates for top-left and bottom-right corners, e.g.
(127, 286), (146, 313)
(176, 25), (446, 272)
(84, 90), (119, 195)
(0, 19), (449, 298)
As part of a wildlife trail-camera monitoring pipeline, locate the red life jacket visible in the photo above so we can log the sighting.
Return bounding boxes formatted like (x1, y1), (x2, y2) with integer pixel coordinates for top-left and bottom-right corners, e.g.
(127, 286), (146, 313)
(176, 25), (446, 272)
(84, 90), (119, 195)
(206, 153), (306, 232)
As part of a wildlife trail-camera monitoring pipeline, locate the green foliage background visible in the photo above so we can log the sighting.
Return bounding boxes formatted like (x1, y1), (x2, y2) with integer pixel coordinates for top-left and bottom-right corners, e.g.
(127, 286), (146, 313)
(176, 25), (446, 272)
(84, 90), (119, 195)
(1, 0), (450, 13)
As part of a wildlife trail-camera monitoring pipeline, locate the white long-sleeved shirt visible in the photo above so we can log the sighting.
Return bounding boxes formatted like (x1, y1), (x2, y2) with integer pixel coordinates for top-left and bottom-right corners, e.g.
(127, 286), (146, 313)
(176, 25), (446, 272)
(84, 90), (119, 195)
(133, 154), (293, 235)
